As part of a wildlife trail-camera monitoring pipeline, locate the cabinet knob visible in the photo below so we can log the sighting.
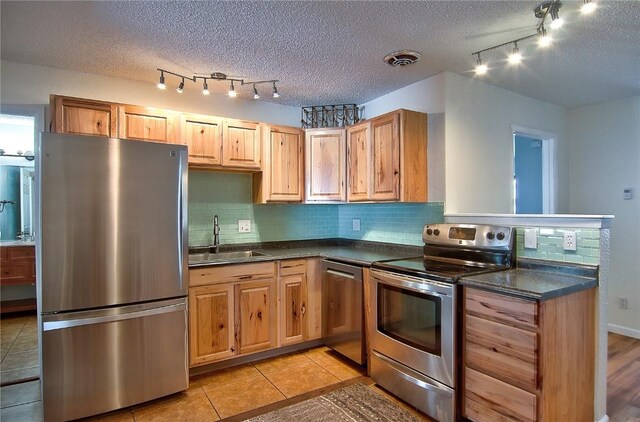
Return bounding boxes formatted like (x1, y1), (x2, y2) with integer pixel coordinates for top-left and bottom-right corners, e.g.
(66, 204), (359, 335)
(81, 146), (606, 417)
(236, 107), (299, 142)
(230, 347), (235, 352)
(301, 305), (306, 316)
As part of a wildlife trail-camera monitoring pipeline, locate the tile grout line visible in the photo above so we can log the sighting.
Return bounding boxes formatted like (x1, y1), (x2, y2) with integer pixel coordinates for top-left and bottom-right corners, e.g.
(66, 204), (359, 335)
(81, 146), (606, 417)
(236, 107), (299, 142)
(198, 383), (222, 421)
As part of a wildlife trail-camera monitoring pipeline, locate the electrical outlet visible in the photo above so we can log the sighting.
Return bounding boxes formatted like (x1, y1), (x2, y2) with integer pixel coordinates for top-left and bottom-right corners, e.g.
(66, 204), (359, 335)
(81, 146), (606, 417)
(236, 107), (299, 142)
(352, 219), (361, 231)
(618, 297), (629, 310)
(524, 228), (538, 249)
(238, 220), (251, 233)
(563, 231), (577, 251)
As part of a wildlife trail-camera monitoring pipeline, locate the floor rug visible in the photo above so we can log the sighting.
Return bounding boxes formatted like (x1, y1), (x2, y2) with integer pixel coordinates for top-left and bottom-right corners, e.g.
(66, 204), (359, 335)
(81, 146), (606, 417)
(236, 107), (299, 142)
(244, 382), (421, 421)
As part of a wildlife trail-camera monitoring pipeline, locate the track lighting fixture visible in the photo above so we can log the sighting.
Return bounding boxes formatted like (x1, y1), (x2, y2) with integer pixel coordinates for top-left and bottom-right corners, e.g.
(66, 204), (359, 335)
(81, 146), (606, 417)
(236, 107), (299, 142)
(581, 0), (597, 14)
(471, 0), (600, 74)
(474, 54), (488, 75)
(157, 71), (166, 90)
(508, 42), (523, 65)
(228, 80), (237, 97)
(155, 68), (280, 100)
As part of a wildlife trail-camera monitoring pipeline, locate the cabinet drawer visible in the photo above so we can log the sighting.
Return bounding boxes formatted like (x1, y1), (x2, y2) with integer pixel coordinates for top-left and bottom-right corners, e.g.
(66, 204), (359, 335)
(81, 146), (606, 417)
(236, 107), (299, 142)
(466, 288), (538, 328)
(465, 315), (538, 391)
(2, 246), (35, 262)
(189, 262), (275, 287)
(465, 368), (537, 422)
(1, 263), (35, 285)
(279, 259), (306, 276)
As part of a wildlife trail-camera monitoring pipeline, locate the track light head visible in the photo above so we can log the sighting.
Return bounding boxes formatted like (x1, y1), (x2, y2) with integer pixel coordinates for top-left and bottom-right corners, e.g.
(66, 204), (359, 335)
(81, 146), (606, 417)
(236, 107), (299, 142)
(474, 54), (488, 75)
(508, 43), (523, 65)
(202, 80), (210, 96)
(253, 84), (260, 100)
(228, 80), (237, 97)
(581, 0), (597, 14)
(176, 79), (185, 94)
(157, 71), (166, 90)
(272, 82), (280, 98)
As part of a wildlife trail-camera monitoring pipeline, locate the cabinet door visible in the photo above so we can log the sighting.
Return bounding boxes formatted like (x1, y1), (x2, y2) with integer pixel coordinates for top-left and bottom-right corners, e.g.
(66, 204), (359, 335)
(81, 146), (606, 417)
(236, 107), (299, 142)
(305, 128), (346, 202)
(265, 126), (304, 202)
(189, 284), (236, 366)
(222, 119), (261, 169)
(117, 105), (179, 143)
(51, 95), (117, 137)
(370, 113), (400, 201)
(279, 274), (307, 346)
(236, 279), (277, 354)
(347, 122), (371, 202)
(180, 113), (222, 166)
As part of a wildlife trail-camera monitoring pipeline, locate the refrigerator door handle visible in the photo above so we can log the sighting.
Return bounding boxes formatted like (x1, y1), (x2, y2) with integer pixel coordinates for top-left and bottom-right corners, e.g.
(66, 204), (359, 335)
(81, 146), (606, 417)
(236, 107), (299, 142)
(43, 301), (186, 331)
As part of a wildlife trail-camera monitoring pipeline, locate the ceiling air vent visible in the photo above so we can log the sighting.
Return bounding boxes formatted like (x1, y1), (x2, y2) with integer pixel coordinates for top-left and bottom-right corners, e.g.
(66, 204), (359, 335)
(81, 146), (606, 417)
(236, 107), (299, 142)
(384, 50), (422, 67)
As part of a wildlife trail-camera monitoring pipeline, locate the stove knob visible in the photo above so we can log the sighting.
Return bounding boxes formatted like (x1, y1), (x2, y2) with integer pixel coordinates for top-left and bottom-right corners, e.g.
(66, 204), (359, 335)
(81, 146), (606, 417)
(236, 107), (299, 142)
(497, 232), (506, 241)
(433, 229), (440, 236)
(426, 228), (433, 236)
(486, 232), (495, 240)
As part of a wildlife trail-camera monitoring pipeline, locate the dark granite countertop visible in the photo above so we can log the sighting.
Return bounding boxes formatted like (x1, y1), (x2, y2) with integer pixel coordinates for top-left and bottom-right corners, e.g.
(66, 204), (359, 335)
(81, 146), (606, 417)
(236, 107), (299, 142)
(0, 240), (35, 247)
(459, 259), (598, 301)
(188, 238), (421, 267)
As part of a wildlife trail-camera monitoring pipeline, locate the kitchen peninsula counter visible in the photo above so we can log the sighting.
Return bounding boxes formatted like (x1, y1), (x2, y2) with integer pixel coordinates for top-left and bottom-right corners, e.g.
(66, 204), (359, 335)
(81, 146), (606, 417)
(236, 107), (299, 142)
(459, 258), (598, 300)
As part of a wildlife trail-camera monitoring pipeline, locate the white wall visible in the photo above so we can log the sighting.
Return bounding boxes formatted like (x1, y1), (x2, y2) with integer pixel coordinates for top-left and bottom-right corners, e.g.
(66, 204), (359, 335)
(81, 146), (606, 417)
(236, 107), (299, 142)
(0, 61), (300, 126)
(568, 96), (640, 337)
(443, 72), (568, 214)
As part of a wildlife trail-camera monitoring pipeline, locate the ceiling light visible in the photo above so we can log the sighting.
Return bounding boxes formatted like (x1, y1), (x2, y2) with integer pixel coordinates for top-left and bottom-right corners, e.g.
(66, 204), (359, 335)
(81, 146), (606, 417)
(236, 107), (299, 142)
(548, 1), (564, 29)
(253, 84), (260, 100)
(202, 80), (209, 96)
(228, 80), (237, 97)
(581, 0), (597, 14)
(474, 54), (488, 75)
(550, 17), (564, 29)
(176, 78), (185, 94)
(272, 82), (280, 98)
(537, 24), (553, 48)
(508, 43), (523, 65)
(157, 71), (166, 90)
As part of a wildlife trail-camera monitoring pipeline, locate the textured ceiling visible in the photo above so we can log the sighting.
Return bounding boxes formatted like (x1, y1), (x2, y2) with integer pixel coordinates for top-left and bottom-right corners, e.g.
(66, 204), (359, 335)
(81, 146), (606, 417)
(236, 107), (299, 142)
(1, 1), (639, 109)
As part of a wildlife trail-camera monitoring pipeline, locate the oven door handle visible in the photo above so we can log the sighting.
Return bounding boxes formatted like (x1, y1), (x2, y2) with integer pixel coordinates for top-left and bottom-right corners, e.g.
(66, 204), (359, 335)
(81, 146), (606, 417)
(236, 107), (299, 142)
(372, 271), (450, 298)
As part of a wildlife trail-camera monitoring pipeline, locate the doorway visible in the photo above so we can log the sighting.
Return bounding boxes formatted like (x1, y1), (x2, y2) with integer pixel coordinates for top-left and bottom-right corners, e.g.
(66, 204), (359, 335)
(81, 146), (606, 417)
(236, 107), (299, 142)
(511, 126), (557, 214)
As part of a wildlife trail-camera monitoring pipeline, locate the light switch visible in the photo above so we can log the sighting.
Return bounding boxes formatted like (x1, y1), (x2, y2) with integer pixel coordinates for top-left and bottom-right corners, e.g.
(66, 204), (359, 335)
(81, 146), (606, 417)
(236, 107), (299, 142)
(623, 188), (632, 200)
(524, 228), (537, 249)
(238, 220), (251, 233)
(352, 219), (361, 231)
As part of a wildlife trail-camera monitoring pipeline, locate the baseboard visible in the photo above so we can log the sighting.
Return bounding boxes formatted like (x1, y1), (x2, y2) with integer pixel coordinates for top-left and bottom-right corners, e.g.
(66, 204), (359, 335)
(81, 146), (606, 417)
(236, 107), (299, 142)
(608, 323), (640, 339)
(596, 414), (609, 422)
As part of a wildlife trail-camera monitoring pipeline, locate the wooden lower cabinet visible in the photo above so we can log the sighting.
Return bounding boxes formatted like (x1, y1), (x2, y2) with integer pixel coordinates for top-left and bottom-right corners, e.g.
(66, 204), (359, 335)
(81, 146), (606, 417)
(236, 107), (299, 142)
(278, 259), (308, 346)
(189, 284), (236, 366)
(462, 287), (596, 422)
(236, 279), (277, 354)
(0, 245), (37, 314)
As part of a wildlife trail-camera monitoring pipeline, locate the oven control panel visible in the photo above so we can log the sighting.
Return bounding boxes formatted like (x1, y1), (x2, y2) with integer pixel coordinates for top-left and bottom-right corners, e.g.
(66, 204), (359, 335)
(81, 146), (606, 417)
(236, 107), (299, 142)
(423, 224), (513, 250)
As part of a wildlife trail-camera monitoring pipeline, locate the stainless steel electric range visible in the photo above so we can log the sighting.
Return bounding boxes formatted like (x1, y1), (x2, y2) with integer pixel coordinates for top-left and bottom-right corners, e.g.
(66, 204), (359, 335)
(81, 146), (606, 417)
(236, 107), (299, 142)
(368, 223), (515, 422)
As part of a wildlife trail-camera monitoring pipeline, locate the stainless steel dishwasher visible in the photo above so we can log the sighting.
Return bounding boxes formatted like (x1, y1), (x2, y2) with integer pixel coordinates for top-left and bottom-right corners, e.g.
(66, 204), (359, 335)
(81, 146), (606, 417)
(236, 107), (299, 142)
(321, 259), (365, 365)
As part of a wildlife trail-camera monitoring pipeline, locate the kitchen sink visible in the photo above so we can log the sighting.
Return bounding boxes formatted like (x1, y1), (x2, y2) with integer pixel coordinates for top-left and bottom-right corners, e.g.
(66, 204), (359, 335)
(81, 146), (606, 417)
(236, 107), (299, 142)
(188, 250), (268, 263)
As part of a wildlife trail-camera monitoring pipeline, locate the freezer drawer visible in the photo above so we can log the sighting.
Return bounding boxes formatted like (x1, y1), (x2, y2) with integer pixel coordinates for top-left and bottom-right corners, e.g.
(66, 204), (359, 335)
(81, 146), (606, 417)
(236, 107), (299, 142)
(41, 298), (188, 421)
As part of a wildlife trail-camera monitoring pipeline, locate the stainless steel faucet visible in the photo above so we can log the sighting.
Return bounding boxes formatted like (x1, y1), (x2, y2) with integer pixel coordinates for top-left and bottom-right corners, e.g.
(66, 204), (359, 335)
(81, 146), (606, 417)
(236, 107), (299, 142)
(212, 215), (220, 253)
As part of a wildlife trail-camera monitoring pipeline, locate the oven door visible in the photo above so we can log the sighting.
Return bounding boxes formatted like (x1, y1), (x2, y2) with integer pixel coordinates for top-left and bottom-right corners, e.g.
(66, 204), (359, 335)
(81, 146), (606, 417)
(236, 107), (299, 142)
(369, 269), (455, 388)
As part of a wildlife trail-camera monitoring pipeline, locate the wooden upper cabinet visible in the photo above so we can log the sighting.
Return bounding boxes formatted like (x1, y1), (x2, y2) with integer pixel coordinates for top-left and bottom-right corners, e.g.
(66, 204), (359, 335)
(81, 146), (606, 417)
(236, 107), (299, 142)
(397, 109), (428, 202)
(117, 105), (179, 144)
(371, 113), (401, 201)
(256, 125), (304, 203)
(180, 113), (222, 166)
(347, 122), (371, 202)
(50, 95), (117, 137)
(222, 119), (261, 169)
(305, 128), (346, 202)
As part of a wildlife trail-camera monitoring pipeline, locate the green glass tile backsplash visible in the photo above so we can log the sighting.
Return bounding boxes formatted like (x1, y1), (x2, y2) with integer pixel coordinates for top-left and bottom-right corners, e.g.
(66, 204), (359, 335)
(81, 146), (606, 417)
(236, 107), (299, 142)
(515, 227), (600, 265)
(188, 171), (445, 247)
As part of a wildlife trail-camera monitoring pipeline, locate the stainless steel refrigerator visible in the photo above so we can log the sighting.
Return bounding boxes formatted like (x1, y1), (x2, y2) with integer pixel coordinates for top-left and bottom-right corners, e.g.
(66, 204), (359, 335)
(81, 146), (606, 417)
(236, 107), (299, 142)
(36, 133), (189, 421)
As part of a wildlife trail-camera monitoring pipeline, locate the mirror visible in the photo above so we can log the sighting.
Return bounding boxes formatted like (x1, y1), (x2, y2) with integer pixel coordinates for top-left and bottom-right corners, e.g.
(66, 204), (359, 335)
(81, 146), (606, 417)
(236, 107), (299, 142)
(0, 112), (37, 241)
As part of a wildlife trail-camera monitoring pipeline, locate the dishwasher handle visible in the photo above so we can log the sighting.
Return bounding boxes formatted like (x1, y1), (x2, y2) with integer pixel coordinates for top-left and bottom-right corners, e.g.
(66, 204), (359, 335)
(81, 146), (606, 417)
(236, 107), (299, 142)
(321, 259), (363, 281)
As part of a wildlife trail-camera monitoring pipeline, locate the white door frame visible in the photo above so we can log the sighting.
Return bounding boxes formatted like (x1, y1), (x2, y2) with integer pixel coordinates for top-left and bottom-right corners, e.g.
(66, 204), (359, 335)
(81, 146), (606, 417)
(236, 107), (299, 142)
(511, 125), (558, 214)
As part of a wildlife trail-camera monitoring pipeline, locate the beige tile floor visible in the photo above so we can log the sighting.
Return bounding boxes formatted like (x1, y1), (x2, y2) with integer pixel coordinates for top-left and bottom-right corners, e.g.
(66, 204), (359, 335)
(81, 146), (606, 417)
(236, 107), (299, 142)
(1, 314), (39, 386)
